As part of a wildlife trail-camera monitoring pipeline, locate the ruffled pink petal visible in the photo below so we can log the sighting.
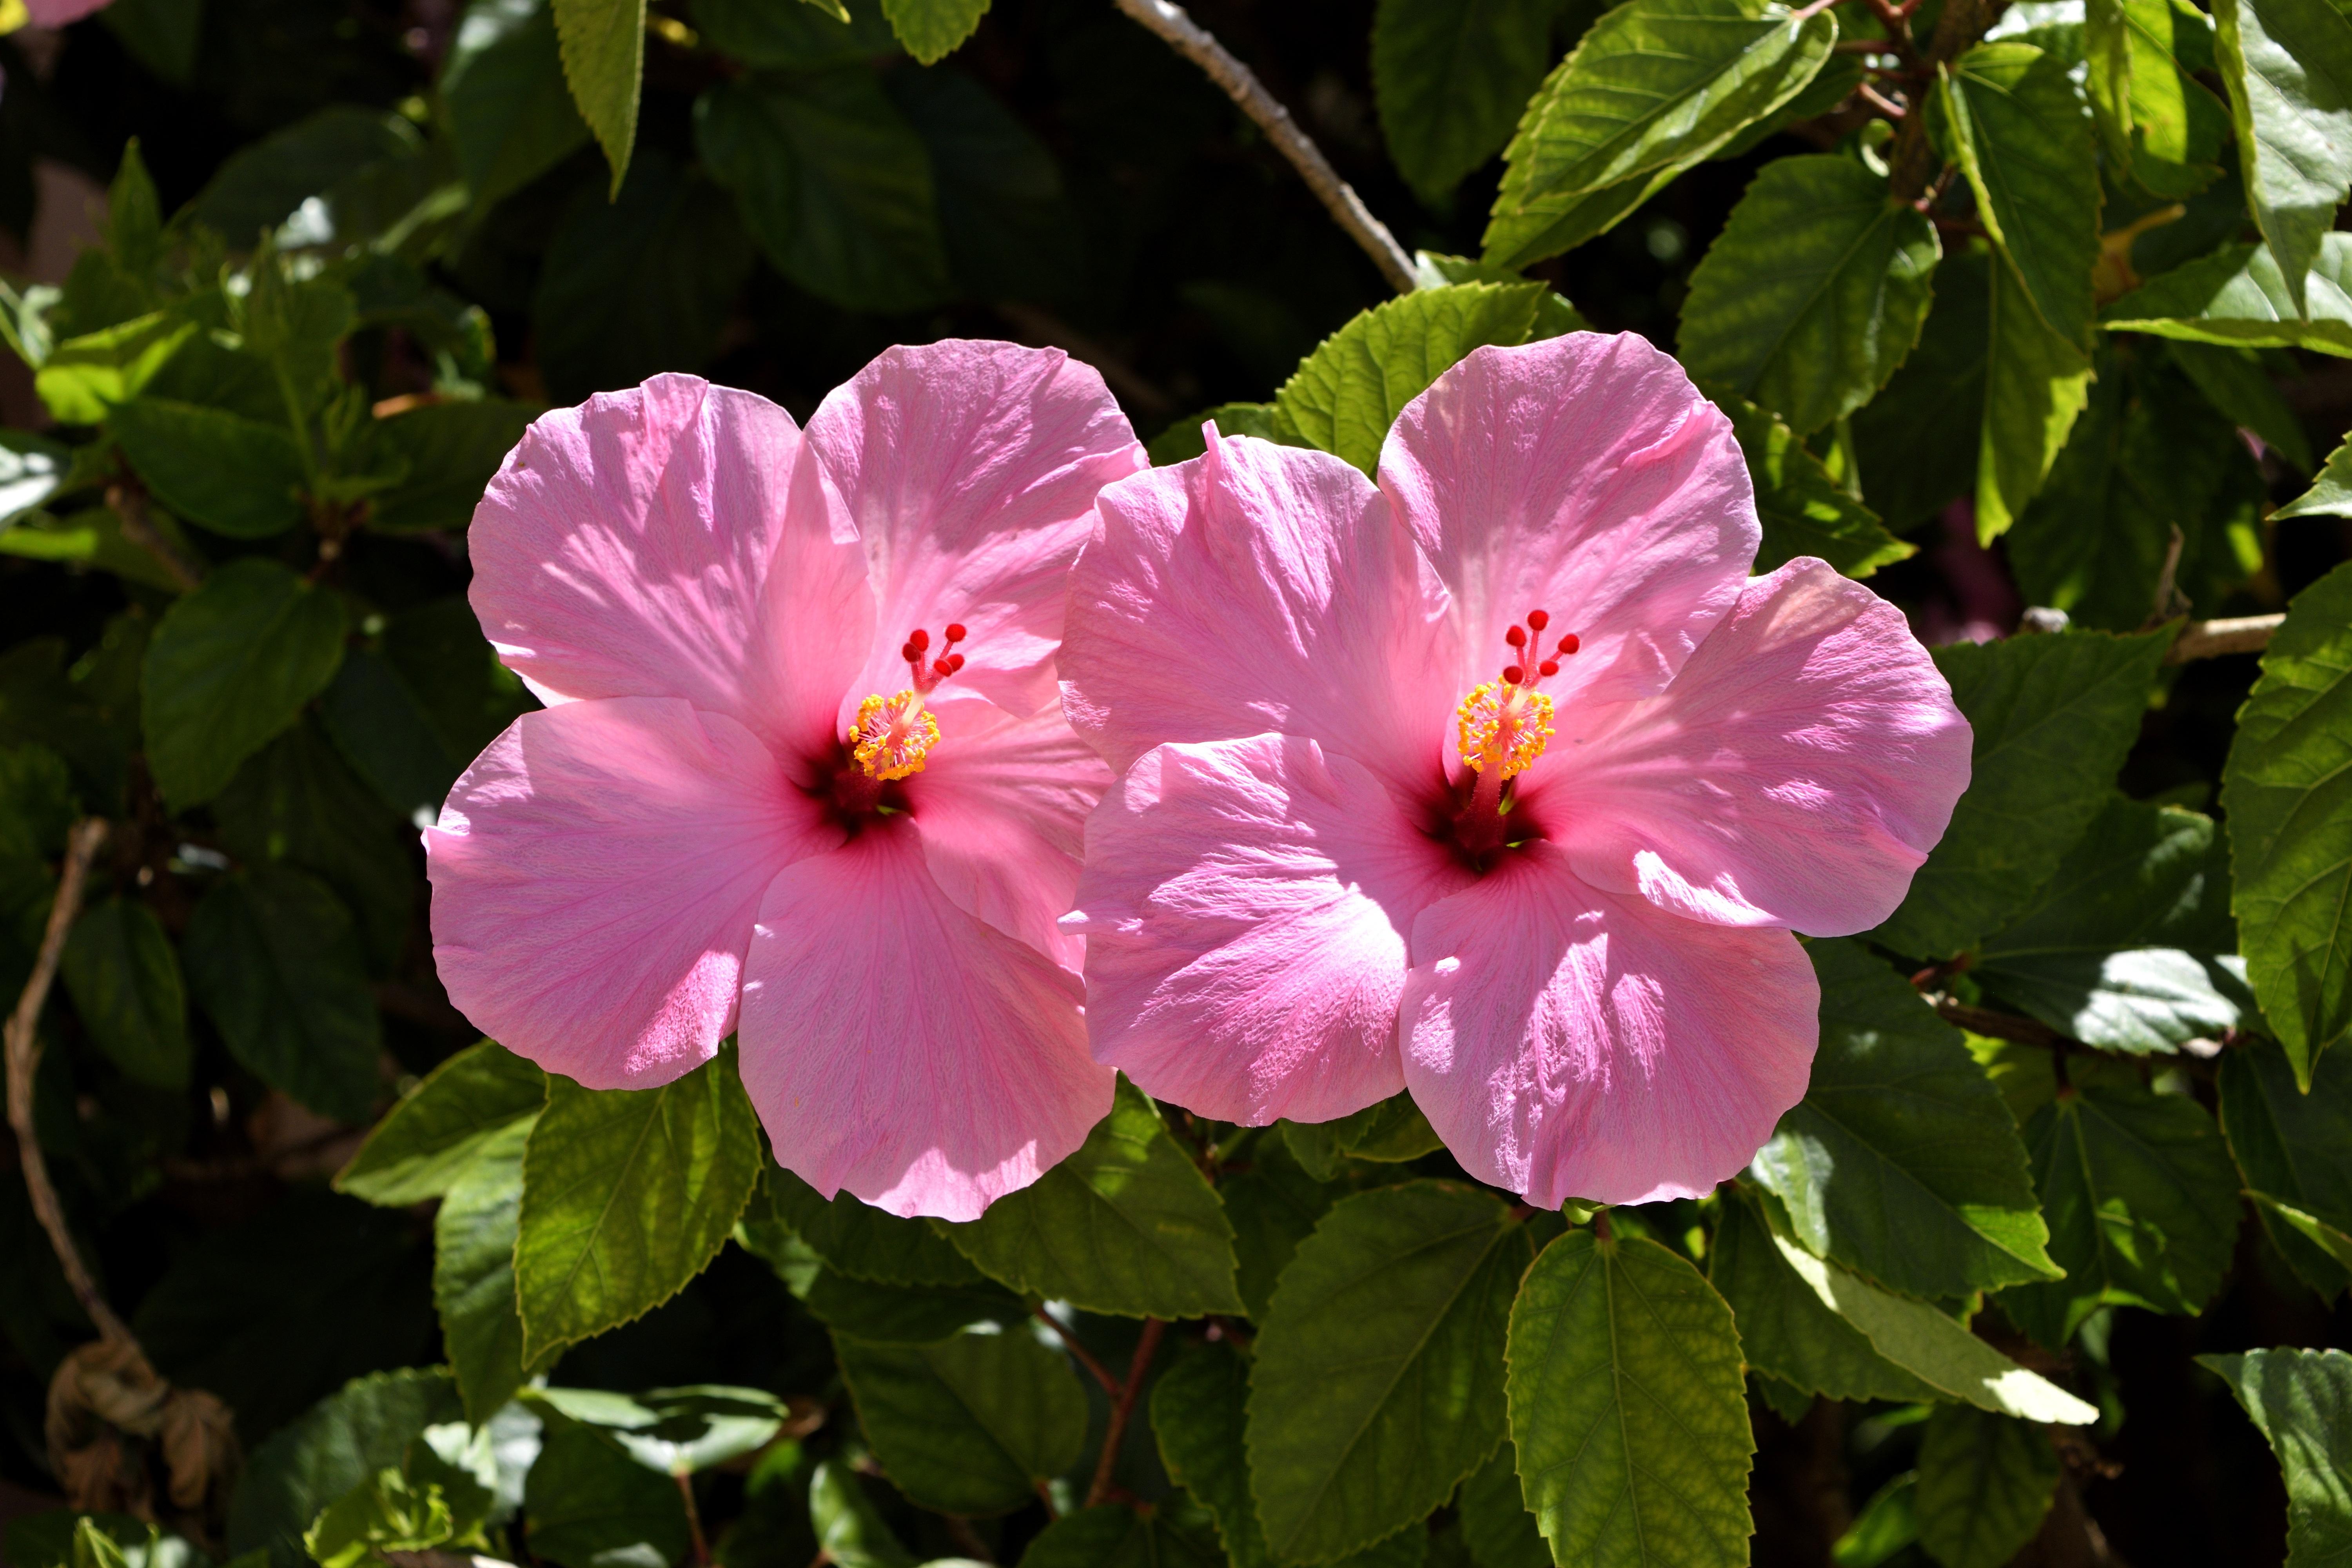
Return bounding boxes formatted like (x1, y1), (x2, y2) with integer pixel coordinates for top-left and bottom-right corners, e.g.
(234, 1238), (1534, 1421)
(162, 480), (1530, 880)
(737, 828), (1115, 1220)
(1378, 332), (1758, 718)
(1543, 559), (1972, 936)
(796, 341), (1144, 723)
(1067, 734), (1472, 1125)
(1400, 843), (1817, 1208)
(425, 697), (838, 1090)
(470, 374), (871, 767)
(905, 695), (1112, 972)
(1062, 430), (1459, 794)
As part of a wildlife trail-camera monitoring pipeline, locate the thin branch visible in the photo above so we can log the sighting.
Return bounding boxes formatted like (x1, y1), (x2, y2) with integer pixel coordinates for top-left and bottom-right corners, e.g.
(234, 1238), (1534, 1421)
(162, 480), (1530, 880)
(1887, 0), (2002, 201)
(1857, 82), (1909, 119)
(106, 481), (204, 592)
(1085, 1319), (1167, 1509)
(1110, 0), (1418, 294)
(676, 1474), (710, 1568)
(1930, 997), (2070, 1048)
(2167, 613), (2284, 663)
(1037, 1308), (1120, 1398)
(2149, 524), (2189, 624)
(5, 820), (133, 1346)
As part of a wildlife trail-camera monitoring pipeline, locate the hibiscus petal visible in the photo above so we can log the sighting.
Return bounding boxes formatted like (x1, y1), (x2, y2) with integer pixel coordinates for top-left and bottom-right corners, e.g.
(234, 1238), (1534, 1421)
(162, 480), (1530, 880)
(469, 374), (871, 766)
(907, 696), (1112, 971)
(1545, 558), (1972, 936)
(799, 341), (1145, 722)
(425, 697), (838, 1090)
(1062, 430), (1459, 793)
(1401, 843), (1817, 1208)
(1068, 734), (1471, 1125)
(1379, 332), (1759, 713)
(738, 828), (1114, 1221)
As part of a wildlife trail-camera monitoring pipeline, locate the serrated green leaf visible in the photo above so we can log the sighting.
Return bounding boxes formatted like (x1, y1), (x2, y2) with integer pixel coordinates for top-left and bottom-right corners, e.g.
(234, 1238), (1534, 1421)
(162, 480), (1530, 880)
(443, 0), (594, 213)
(1935, 44), (2101, 348)
(1871, 627), (2169, 959)
(835, 1321), (1087, 1516)
(2277, 430), (2352, 517)
(2221, 1039), (2352, 1296)
(140, 559), (348, 810)
(1978, 242), (2095, 539)
(2214, 0), (2352, 314)
(1148, 403), (1279, 468)
(226, 1369), (464, 1568)
(2102, 234), (2352, 355)
(1708, 1188), (1940, 1403)
(1268, 283), (1542, 475)
(60, 896), (189, 1090)
(1482, 0), (1836, 267)
(1279, 1091), (1444, 1178)
(1716, 395), (1914, 577)
(34, 312), (196, 425)
(762, 1163), (988, 1286)
(338, 1039), (548, 1206)
(1373, 0), (1560, 203)
(515, 1045), (763, 1361)
(1221, 1136), (1348, 1321)
(1913, 1405), (2060, 1568)
(551, 0), (644, 195)
(432, 1116), (549, 1424)
(109, 399), (307, 539)
(1454, 1445), (1546, 1568)
(1505, 1230), (1751, 1568)
(2002, 1083), (2241, 1345)
(524, 1422), (691, 1568)
(1249, 1180), (1530, 1563)
(1679, 154), (1938, 436)
(878, 0), (985, 62)
(2198, 1348), (2352, 1566)
(2222, 559), (2352, 1085)
(941, 1077), (1242, 1318)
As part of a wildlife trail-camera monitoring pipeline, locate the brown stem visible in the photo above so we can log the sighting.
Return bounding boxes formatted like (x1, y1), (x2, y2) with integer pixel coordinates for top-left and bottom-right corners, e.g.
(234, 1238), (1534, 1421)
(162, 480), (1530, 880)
(105, 481), (204, 592)
(1038, 1308), (1121, 1398)
(2165, 613), (2283, 662)
(1085, 1319), (1167, 1509)
(1110, 0), (1418, 293)
(1930, 998), (2071, 1048)
(675, 1474), (709, 1568)
(1887, 0), (2003, 201)
(5, 820), (134, 1346)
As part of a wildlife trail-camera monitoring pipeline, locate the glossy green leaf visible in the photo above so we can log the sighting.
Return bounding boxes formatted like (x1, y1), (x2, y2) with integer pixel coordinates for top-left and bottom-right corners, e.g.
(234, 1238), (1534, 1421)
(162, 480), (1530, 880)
(2002, 1083), (2241, 1345)
(1935, 44), (2101, 348)
(109, 399), (306, 539)
(1708, 1188), (1939, 1404)
(1717, 396), (1914, 577)
(1913, 1405), (2060, 1568)
(1679, 153), (1938, 436)
(2198, 1348), (2352, 1566)
(36, 312), (197, 426)
(878, 0), (985, 62)
(1750, 939), (2056, 1298)
(1483, 0), (1837, 267)
(367, 401), (537, 534)
(835, 1321), (1088, 1516)
(524, 1422), (691, 1568)
(942, 1077), (1242, 1318)
(1249, 1181), (1531, 1563)
(2116, 0), (2230, 196)
(226, 1368), (464, 1568)
(1505, 1230), (1751, 1568)
(443, 0), (594, 212)
(514, 1045), (763, 1360)
(2277, 430), (2352, 517)
(1872, 627), (2169, 959)
(762, 1164), (989, 1286)
(2214, 0), (2352, 313)
(551, 0), (644, 195)
(432, 1116), (549, 1423)
(2221, 1039), (2352, 1296)
(2222, 559), (2352, 1085)
(60, 896), (189, 1090)
(1978, 243), (2096, 539)
(338, 1039), (548, 1206)
(2102, 234), (2352, 355)
(1372, 0), (1559, 203)
(183, 865), (382, 1123)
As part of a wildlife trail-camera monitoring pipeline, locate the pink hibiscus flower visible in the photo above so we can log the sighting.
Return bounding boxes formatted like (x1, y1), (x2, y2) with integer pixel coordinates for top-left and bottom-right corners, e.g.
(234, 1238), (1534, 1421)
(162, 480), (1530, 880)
(425, 343), (1145, 1219)
(1061, 332), (1971, 1207)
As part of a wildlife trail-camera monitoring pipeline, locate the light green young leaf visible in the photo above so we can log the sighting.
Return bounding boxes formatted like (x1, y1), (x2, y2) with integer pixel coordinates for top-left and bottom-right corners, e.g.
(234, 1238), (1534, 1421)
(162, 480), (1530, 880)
(1978, 244), (2095, 539)
(225, 1368), (464, 1568)
(338, 1039), (547, 1207)
(1249, 1181), (1531, 1563)
(809, 1461), (916, 1568)
(2102, 234), (2352, 355)
(1483, 0), (1836, 267)
(1506, 1230), (1751, 1568)
(1679, 154), (1939, 436)
(109, 399), (307, 539)
(834, 1322), (1087, 1516)
(433, 1117), (550, 1423)
(2222, 559), (2352, 1085)
(1716, 396), (1914, 577)
(2214, 0), (2352, 314)
(551, 0), (645, 196)
(2198, 1348), (2352, 1566)
(1708, 1188), (1940, 1403)
(2276, 431), (2352, 517)
(1373, 0), (1560, 203)
(2221, 1039), (2352, 1296)
(514, 1044), (763, 1361)
(36, 312), (197, 426)
(60, 896), (190, 1090)
(942, 1077), (1243, 1318)
(1913, 1406), (2061, 1568)
(878, 0), (986, 62)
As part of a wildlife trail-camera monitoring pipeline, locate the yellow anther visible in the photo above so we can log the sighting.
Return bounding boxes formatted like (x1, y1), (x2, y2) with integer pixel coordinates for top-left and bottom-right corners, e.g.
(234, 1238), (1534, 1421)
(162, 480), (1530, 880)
(851, 690), (940, 781)
(1455, 681), (1554, 780)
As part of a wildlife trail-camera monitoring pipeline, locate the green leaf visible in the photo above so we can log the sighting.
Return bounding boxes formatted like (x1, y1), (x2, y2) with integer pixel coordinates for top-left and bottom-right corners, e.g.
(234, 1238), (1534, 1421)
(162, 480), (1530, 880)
(1974, 797), (2252, 1052)
(801, 1266), (1028, 1343)
(761, 1163), (989, 1286)
(1504, 1230), (1751, 1568)
(834, 1321), (1088, 1516)
(2214, 0), (2352, 313)
(2101, 234), (2352, 355)
(1935, 44), (2102, 348)
(432, 1116), (550, 1423)
(2001, 1083), (2242, 1345)
(1482, 0), (1837, 267)
(1750, 938), (2057, 1298)
(1679, 154), (1938, 436)
(1279, 1093), (1445, 1179)
(367, 400), (537, 534)
(695, 71), (952, 315)
(2115, 0), (2230, 197)
(0, 741), (73, 857)
(1977, 241), (2095, 539)
(0, 504), (195, 593)
(878, 0), (986, 62)
(2250, 1193), (2352, 1293)
(532, 1386), (789, 1474)
(1851, 247), (1988, 530)
(1151, 1341), (1427, 1568)
(59, 897), (190, 1090)
(1832, 1475), (1920, 1568)
(103, 0), (203, 84)
(1221, 1136), (1349, 1320)
(1268, 283), (1542, 475)
(2277, 430), (2352, 517)
(1018, 1503), (1225, 1568)
(317, 648), (468, 821)
(552, 0), (645, 196)
(35, 312), (197, 426)
(338, 1039), (548, 1206)
(515, 1044), (763, 1360)
(809, 1461), (916, 1568)
(140, 559), (349, 810)
(191, 107), (427, 245)
(1372, 0), (1560, 203)
(1716, 396), (1914, 578)
(183, 866), (383, 1123)
(1913, 1405), (2060, 1568)
(2198, 1348), (2352, 1566)
(2088, 0), (2134, 160)
(1871, 627), (2170, 959)
(1147, 404), (1281, 468)
(1248, 1180), (1532, 1563)
(524, 1422), (691, 1568)
(1455, 1445), (1546, 1568)
(691, 0), (900, 67)
(226, 1368), (463, 1568)
(2167, 339), (2314, 470)
(940, 1077), (1243, 1318)
(1708, 1188), (1940, 1403)
(2222, 559), (2352, 1084)
(443, 0), (595, 212)
(2221, 1038), (2352, 1295)
(109, 399), (307, 539)
(886, 67), (1082, 307)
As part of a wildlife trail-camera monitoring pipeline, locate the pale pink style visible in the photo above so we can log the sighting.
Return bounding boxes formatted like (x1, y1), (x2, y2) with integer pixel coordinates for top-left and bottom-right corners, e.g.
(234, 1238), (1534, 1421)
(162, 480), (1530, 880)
(425, 343), (1145, 1220)
(1062, 332), (1971, 1207)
